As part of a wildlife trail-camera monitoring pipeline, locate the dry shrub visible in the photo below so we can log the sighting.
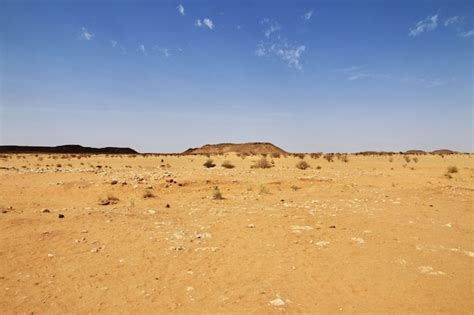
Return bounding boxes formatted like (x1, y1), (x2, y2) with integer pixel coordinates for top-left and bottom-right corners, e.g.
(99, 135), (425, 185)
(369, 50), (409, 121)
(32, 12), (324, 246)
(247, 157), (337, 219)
(413, 157), (419, 163)
(323, 154), (334, 162)
(404, 156), (411, 163)
(447, 166), (458, 174)
(252, 157), (273, 169)
(212, 186), (223, 200)
(203, 159), (216, 168)
(296, 160), (310, 170)
(271, 153), (281, 158)
(221, 161), (235, 169)
(143, 190), (155, 199)
(310, 153), (321, 159)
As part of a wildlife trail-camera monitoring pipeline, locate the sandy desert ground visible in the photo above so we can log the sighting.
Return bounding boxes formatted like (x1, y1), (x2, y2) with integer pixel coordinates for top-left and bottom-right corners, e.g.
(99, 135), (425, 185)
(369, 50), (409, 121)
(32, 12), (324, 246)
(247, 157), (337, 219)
(0, 153), (472, 313)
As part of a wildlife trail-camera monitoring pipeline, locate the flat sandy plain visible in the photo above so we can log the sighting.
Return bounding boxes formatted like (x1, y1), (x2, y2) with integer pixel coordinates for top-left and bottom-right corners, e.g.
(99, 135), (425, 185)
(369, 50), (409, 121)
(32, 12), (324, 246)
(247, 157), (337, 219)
(0, 153), (472, 313)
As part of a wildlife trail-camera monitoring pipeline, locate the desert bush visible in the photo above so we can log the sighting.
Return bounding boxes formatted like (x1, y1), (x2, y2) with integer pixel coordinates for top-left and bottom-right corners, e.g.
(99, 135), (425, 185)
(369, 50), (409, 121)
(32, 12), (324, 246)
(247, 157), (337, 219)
(212, 186), (223, 200)
(404, 156), (411, 163)
(323, 154), (334, 162)
(340, 155), (349, 163)
(310, 153), (321, 159)
(447, 166), (458, 174)
(252, 157), (273, 169)
(221, 161), (235, 169)
(296, 160), (310, 170)
(413, 157), (419, 163)
(259, 184), (269, 194)
(388, 157), (393, 162)
(203, 159), (216, 168)
(296, 153), (305, 159)
(143, 190), (155, 199)
(271, 153), (281, 158)
(316, 165), (322, 170)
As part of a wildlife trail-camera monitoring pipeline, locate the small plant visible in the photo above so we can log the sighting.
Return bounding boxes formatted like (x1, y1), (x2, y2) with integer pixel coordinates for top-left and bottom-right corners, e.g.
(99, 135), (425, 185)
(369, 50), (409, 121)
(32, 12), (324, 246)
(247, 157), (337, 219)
(316, 165), (322, 170)
(203, 159), (216, 168)
(310, 153), (321, 159)
(296, 160), (310, 170)
(388, 157), (393, 163)
(446, 166), (458, 174)
(259, 184), (269, 194)
(221, 160), (235, 169)
(212, 186), (223, 200)
(143, 190), (155, 199)
(340, 155), (349, 163)
(413, 157), (419, 163)
(404, 156), (411, 163)
(271, 153), (281, 158)
(252, 157), (273, 169)
(323, 154), (334, 162)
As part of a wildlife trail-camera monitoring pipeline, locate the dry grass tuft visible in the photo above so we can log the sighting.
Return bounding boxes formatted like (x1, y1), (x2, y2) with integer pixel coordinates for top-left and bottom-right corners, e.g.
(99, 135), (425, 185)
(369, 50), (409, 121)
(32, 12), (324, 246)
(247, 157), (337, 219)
(143, 190), (155, 199)
(251, 157), (273, 169)
(221, 161), (235, 169)
(296, 160), (310, 170)
(212, 186), (223, 200)
(203, 159), (216, 168)
(446, 166), (458, 174)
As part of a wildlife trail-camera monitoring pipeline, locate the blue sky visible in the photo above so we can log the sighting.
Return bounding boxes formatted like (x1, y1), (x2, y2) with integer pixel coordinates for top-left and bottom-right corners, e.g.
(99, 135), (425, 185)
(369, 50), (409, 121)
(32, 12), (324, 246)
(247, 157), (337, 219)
(1, 0), (472, 153)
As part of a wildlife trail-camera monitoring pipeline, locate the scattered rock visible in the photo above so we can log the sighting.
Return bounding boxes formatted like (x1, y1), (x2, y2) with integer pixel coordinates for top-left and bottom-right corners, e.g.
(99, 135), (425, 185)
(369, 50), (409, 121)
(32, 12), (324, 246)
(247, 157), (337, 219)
(270, 297), (285, 306)
(58, 214), (64, 219)
(166, 204), (170, 208)
(247, 224), (255, 228)
(329, 225), (336, 229)
(41, 208), (51, 213)
(351, 237), (365, 244)
(110, 179), (118, 185)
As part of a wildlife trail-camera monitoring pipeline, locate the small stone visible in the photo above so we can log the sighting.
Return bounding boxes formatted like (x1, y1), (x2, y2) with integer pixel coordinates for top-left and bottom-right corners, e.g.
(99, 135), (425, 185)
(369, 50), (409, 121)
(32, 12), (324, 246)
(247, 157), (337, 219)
(58, 214), (64, 219)
(166, 204), (170, 208)
(247, 224), (255, 228)
(41, 208), (51, 213)
(329, 225), (336, 229)
(47, 253), (54, 258)
(110, 179), (118, 185)
(147, 209), (156, 214)
(270, 298), (285, 306)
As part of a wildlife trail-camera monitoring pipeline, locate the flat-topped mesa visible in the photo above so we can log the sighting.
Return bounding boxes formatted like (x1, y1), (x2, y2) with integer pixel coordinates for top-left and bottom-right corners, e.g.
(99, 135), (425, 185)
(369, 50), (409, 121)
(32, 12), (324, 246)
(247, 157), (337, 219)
(0, 145), (138, 154)
(183, 142), (288, 155)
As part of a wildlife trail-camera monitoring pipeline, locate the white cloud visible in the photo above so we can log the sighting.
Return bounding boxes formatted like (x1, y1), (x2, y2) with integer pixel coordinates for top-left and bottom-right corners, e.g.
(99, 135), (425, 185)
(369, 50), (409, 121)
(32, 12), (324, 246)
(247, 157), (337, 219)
(110, 40), (117, 48)
(177, 4), (185, 16)
(458, 30), (474, 38)
(402, 77), (449, 88)
(195, 18), (214, 30)
(444, 16), (463, 26)
(137, 44), (147, 55)
(302, 9), (314, 21)
(336, 65), (390, 81)
(256, 37), (305, 70)
(409, 14), (438, 37)
(79, 27), (94, 40)
(260, 18), (281, 38)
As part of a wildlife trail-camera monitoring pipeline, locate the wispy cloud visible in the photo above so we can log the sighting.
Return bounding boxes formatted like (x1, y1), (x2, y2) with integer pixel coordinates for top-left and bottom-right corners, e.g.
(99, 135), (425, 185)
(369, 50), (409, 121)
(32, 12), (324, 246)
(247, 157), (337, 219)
(335, 65), (390, 81)
(137, 44), (147, 55)
(195, 18), (214, 30)
(260, 18), (281, 38)
(302, 9), (314, 21)
(458, 30), (474, 38)
(402, 77), (450, 88)
(256, 36), (306, 70)
(79, 27), (94, 40)
(444, 16), (463, 27)
(177, 4), (185, 16)
(110, 40), (118, 48)
(409, 14), (438, 37)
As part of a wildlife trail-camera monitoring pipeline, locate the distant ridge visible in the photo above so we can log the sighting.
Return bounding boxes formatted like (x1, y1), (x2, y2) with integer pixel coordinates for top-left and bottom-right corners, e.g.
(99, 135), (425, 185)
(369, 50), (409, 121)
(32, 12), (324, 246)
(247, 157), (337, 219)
(0, 145), (138, 154)
(183, 142), (287, 155)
